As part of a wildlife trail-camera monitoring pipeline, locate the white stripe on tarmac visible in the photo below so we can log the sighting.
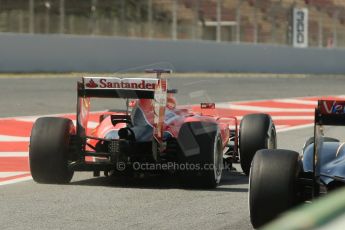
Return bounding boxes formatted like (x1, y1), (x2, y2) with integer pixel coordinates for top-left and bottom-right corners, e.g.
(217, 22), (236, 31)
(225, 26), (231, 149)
(220, 104), (314, 112)
(275, 125), (289, 129)
(272, 116), (314, 120)
(0, 172), (29, 177)
(0, 110), (107, 122)
(232, 105), (314, 112)
(273, 99), (317, 105)
(0, 135), (30, 141)
(71, 120), (98, 129)
(228, 125), (289, 130)
(14, 116), (39, 123)
(215, 102), (231, 108)
(276, 123), (314, 133)
(88, 121), (99, 129)
(236, 116), (314, 120)
(12, 118), (99, 130)
(0, 175), (32, 186)
(0, 152), (28, 157)
(333, 95), (345, 99)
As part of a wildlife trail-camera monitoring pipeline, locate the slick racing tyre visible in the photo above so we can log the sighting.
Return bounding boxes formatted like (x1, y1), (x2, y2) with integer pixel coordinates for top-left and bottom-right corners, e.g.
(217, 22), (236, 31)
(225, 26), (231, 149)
(249, 149), (300, 229)
(239, 113), (276, 175)
(29, 117), (75, 184)
(177, 122), (223, 189)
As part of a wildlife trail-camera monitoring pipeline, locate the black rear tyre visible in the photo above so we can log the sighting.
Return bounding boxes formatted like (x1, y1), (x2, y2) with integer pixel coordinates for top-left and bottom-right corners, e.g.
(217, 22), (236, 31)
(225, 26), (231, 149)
(249, 149), (300, 228)
(29, 117), (75, 184)
(177, 122), (223, 189)
(239, 113), (276, 175)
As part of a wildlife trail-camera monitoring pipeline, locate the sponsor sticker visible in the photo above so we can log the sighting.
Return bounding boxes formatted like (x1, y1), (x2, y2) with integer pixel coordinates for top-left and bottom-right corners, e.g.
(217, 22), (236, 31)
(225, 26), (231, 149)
(84, 77), (158, 91)
(319, 100), (345, 115)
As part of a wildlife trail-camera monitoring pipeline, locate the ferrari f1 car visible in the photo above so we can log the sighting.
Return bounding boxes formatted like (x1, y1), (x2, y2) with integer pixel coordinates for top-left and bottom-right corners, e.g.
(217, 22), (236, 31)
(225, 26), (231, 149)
(29, 69), (276, 188)
(249, 99), (345, 228)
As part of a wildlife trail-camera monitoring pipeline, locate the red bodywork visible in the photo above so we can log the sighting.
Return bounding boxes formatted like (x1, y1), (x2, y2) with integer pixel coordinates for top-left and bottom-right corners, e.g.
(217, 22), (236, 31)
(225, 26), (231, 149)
(88, 97), (238, 153)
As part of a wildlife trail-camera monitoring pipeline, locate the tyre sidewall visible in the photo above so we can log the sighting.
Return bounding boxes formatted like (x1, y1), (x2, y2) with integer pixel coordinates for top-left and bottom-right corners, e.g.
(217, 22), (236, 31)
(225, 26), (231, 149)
(239, 114), (276, 175)
(177, 122), (223, 188)
(29, 117), (75, 183)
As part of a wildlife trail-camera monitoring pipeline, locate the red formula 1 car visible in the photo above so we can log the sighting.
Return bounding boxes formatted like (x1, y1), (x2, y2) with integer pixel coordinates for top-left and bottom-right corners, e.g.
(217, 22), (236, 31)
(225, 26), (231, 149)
(29, 69), (276, 188)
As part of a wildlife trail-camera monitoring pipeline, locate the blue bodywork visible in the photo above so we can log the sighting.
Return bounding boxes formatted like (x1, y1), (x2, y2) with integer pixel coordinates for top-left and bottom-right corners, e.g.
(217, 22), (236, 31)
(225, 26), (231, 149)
(303, 142), (345, 185)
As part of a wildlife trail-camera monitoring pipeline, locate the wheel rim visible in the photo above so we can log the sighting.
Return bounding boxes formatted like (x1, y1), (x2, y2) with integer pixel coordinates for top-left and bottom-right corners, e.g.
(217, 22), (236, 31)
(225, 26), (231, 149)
(248, 160), (253, 221)
(267, 126), (277, 149)
(213, 135), (223, 184)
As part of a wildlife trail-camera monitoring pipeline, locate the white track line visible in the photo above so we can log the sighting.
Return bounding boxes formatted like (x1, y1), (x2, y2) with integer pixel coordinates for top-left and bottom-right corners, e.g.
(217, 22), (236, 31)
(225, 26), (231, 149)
(273, 99), (317, 105)
(228, 125), (288, 129)
(15, 118), (99, 129)
(215, 102), (231, 108)
(333, 95), (345, 99)
(0, 172), (29, 177)
(277, 124), (314, 133)
(236, 116), (314, 120)
(0, 152), (28, 157)
(0, 175), (32, 186)
(220, 104), (314, 113)
(71, 120), (99, 129)
(272, 116), (314, 120)
(276, 125), (289, 129)
(14, 116), (39, 123)
(0, 111), (107, 121)
(0, 135), (30, 141)
(88, 121), (99, 129)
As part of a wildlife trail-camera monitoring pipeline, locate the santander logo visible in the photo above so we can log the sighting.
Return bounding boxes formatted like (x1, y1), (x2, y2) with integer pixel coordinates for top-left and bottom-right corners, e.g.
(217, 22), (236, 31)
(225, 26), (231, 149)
(99, 79), (156, 90)
(85, 78), (158, 91)
(85, 79), (98, 88)
(84, 77), (159, 91)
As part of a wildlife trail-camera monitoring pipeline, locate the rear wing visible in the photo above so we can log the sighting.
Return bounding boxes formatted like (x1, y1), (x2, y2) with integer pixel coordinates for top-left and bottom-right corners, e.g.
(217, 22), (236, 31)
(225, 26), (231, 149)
(76, 77), (162, 138)
(315, 100), (345, 126)
(76, 70), (170, 156)
(78, 68), (172, 99)
(313, 100), (345, 197)
(78, 77), (159, 99)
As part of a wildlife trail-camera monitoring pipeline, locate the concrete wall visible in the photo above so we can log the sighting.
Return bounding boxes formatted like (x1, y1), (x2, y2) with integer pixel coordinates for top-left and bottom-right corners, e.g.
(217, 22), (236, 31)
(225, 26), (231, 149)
(0, 33), (345, 74)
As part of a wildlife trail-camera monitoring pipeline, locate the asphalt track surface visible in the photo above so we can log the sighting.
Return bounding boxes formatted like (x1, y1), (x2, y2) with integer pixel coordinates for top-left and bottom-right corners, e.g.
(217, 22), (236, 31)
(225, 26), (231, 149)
(1, 74), (345, 230)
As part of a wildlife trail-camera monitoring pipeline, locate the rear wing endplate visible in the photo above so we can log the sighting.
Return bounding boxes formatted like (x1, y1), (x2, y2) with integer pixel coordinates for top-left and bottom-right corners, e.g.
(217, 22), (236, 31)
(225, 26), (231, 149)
(315, 100), (345, 126)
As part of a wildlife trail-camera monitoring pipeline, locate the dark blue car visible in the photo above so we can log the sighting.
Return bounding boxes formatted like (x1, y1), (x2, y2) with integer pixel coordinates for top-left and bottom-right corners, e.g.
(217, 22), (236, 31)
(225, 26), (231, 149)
(248, 99), (345, 229)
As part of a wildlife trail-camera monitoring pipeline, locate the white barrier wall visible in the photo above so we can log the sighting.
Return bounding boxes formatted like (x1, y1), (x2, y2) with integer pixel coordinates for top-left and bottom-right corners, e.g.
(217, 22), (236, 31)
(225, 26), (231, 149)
(0, 33), (344, 74)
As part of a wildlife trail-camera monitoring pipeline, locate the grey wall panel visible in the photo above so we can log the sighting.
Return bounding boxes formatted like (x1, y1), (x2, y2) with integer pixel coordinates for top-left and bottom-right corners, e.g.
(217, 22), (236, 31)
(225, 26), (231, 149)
(0, 33), (344, 74)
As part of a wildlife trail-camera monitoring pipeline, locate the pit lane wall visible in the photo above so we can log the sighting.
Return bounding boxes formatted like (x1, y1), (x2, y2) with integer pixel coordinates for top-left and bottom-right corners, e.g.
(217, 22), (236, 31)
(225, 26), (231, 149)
(1, 33), (345, 74)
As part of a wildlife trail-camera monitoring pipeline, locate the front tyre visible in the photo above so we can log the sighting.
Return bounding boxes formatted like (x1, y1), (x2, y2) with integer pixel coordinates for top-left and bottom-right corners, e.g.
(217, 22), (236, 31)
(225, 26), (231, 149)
(29, 117), (75, 184)
(239, 113), (276, 175)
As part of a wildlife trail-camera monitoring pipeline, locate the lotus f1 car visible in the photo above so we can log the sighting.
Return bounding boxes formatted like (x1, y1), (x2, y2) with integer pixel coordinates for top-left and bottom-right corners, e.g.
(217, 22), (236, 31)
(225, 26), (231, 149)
(29, 69), (276, 188)
(249, 99), (345, 228)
